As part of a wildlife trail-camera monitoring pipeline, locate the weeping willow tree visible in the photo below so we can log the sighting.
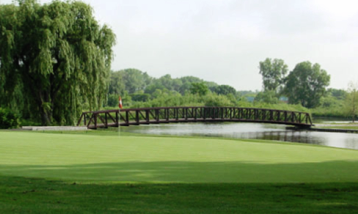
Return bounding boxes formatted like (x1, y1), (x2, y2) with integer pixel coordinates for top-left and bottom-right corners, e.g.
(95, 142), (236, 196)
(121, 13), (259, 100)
(0, 0), (115, 125)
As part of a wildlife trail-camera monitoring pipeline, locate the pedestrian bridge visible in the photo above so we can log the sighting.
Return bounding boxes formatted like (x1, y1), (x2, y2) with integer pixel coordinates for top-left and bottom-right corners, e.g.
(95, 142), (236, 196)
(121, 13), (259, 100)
(77, 106), (313, 129)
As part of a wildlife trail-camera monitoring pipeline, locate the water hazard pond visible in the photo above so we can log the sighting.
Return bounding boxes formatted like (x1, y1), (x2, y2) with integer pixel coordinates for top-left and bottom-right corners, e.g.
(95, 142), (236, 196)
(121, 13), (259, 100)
(119, 123), (358, 150)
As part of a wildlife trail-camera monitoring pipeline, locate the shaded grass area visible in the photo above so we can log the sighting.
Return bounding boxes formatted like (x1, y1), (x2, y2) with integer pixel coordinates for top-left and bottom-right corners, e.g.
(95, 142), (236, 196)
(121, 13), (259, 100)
(1, 176), (358, 214)
(1, 160), (358, 183)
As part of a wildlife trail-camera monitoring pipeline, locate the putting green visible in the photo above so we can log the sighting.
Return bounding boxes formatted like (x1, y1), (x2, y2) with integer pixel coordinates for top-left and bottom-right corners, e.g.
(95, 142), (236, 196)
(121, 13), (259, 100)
(0, 131), (357, 183)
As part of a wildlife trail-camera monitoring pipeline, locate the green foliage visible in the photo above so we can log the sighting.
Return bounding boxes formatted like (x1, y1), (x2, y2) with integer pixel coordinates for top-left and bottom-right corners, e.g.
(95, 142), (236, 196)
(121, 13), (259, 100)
(253, 102), (310, 113)
(107, 94), (119, 107)
(259, 58), (288, 92)
(310, 93), (347, 118)
(211, 84), (237, 96)
(254, 90), (279, 104)
(144, 84), (166, 95)
(108, 71), (125, 95)
(204, 93), (236, 107)
(131, 93), (151, 102)
(344, 81), (358, 122)
(0, 0), (116, 125)
(283, 61), (330, 108)
(328, 88), (347, 100)
(0, 108), (21, 129)
(130, 93), (203, 108)
(120, 69), (152, 94)
(190, 82), (209, 96)
(107, 71), (215, 100)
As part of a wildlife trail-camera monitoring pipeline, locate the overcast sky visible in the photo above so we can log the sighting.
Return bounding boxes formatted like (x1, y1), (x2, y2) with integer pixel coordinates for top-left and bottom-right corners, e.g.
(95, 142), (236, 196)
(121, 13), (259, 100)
(2, 0), (358, 91)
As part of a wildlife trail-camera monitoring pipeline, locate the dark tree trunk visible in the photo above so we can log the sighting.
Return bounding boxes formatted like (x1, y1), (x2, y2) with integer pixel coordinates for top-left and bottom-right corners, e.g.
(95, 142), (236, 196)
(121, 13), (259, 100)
(40, 108), (52, 126)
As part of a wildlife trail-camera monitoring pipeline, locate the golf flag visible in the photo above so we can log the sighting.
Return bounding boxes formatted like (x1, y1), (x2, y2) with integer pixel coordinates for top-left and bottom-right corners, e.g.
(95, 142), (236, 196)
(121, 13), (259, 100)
(119, 96), (123, 109)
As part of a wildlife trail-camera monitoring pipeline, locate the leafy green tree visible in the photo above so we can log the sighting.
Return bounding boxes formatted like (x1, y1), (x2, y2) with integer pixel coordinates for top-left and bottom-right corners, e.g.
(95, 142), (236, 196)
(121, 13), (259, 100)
(212, 85), (237, 96)
(283, 61), (330, 108)
(0, 108), (21, 129)
(205, 81), (219, 92)
(131, 93), (151, 102)
(319, 95), (342, 108)
(190, 82), (209, 96)
(144, 84), (166, 95)
(204, 93), (234, 107)
(0, 0), (115, 125)
(327, 88), (347, 100)
(345, 82), (358, 122)
(108, 71), (125, 95)
(120, 69), (152, 94)
(178, 76), (202, 94)
(180, 76), (202, 83)
(259, 58), (288, 92)
(254, 90), (279, 104)
(179, 82), (193, 95)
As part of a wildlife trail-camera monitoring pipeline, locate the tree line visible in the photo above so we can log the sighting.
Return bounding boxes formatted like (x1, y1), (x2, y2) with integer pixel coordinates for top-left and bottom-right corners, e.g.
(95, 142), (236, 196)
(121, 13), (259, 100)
(258, 58), (331, 108)
(105, 68), (238, 107)
(1, 1), (357, 128)
(258, 58), (358, 122)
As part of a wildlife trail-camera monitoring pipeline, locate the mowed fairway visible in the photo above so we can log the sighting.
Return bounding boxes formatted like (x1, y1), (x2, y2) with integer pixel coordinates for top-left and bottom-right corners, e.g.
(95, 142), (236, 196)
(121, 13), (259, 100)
(1, 131), (358, 214)
(0, 131), (358, 183)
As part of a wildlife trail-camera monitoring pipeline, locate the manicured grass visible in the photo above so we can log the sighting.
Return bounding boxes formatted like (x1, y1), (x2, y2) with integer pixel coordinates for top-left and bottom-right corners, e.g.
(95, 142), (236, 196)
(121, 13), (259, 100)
(1, 176), (358, 214)
(1, 131), (358, 183)
(1, 130), (358, 213)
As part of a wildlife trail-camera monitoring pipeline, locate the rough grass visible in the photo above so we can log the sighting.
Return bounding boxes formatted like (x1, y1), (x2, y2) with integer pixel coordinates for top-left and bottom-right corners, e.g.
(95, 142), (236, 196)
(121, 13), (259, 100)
(1, 130), (358, 213)
(1, 176), (358, 214)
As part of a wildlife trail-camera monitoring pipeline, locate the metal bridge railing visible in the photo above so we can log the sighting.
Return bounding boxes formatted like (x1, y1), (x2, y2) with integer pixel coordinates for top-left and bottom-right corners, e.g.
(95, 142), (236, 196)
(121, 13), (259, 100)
(77, 106), (313, 129)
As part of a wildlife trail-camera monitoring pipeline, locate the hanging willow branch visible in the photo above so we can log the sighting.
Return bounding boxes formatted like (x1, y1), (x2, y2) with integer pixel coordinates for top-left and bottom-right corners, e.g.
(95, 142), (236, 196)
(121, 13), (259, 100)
(0, 0), (116, 125)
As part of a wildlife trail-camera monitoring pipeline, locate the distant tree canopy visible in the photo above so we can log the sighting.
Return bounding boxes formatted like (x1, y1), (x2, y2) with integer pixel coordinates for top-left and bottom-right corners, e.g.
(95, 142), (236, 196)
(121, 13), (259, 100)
(190, 82), (209, 96)
(107, 69), (222, 103)
(0, 0), (115, 125)
(345, 82), (358, 122)
(259, 58), (288, 93)
(254, 90), (279, 104)
(211, 85), (237, 96)
(283, 61), (330, 108)
(327, 88), (347, 100)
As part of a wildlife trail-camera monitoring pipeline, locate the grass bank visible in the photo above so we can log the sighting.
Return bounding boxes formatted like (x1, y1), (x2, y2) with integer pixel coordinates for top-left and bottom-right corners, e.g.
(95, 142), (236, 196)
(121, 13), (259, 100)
(1, 131), (358, 213)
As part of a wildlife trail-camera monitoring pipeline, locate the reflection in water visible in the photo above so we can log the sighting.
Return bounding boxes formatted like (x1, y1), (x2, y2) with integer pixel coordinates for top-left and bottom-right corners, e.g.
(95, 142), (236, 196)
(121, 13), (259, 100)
(230, 131), (325, 146)
(345, 138), (358, 150)
(120, 123), (358, 150)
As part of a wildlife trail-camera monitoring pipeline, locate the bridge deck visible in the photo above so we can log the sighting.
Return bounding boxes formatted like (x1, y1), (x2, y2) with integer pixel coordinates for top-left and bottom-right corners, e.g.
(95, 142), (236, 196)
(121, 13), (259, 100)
(77, 106), (313, 129)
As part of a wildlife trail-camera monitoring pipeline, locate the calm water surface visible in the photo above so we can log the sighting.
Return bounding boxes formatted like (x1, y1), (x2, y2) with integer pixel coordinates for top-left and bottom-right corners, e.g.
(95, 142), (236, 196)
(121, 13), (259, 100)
(121, 123), (358, 150)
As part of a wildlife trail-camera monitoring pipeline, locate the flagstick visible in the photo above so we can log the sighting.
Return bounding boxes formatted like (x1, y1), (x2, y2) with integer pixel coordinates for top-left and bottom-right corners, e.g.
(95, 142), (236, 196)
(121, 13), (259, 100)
(118, 96), (122, 137)
(118, 108), (120, 137)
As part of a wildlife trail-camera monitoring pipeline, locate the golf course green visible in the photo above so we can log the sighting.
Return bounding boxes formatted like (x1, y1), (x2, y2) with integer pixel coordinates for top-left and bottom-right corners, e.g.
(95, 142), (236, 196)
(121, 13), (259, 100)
(1, 130), (358, 213)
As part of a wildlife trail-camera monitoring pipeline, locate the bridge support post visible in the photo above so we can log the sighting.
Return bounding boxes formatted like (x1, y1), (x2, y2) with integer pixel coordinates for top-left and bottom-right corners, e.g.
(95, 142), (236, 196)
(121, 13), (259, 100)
(125, 111), (129, 125)
(94, 113), (98, 129)
(116, 111), (119, 127)
(146, 110), (150, 123)
(135, 110), (139, 124)
(105, 113), (108, 128)
(155, 109), (159, 122)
